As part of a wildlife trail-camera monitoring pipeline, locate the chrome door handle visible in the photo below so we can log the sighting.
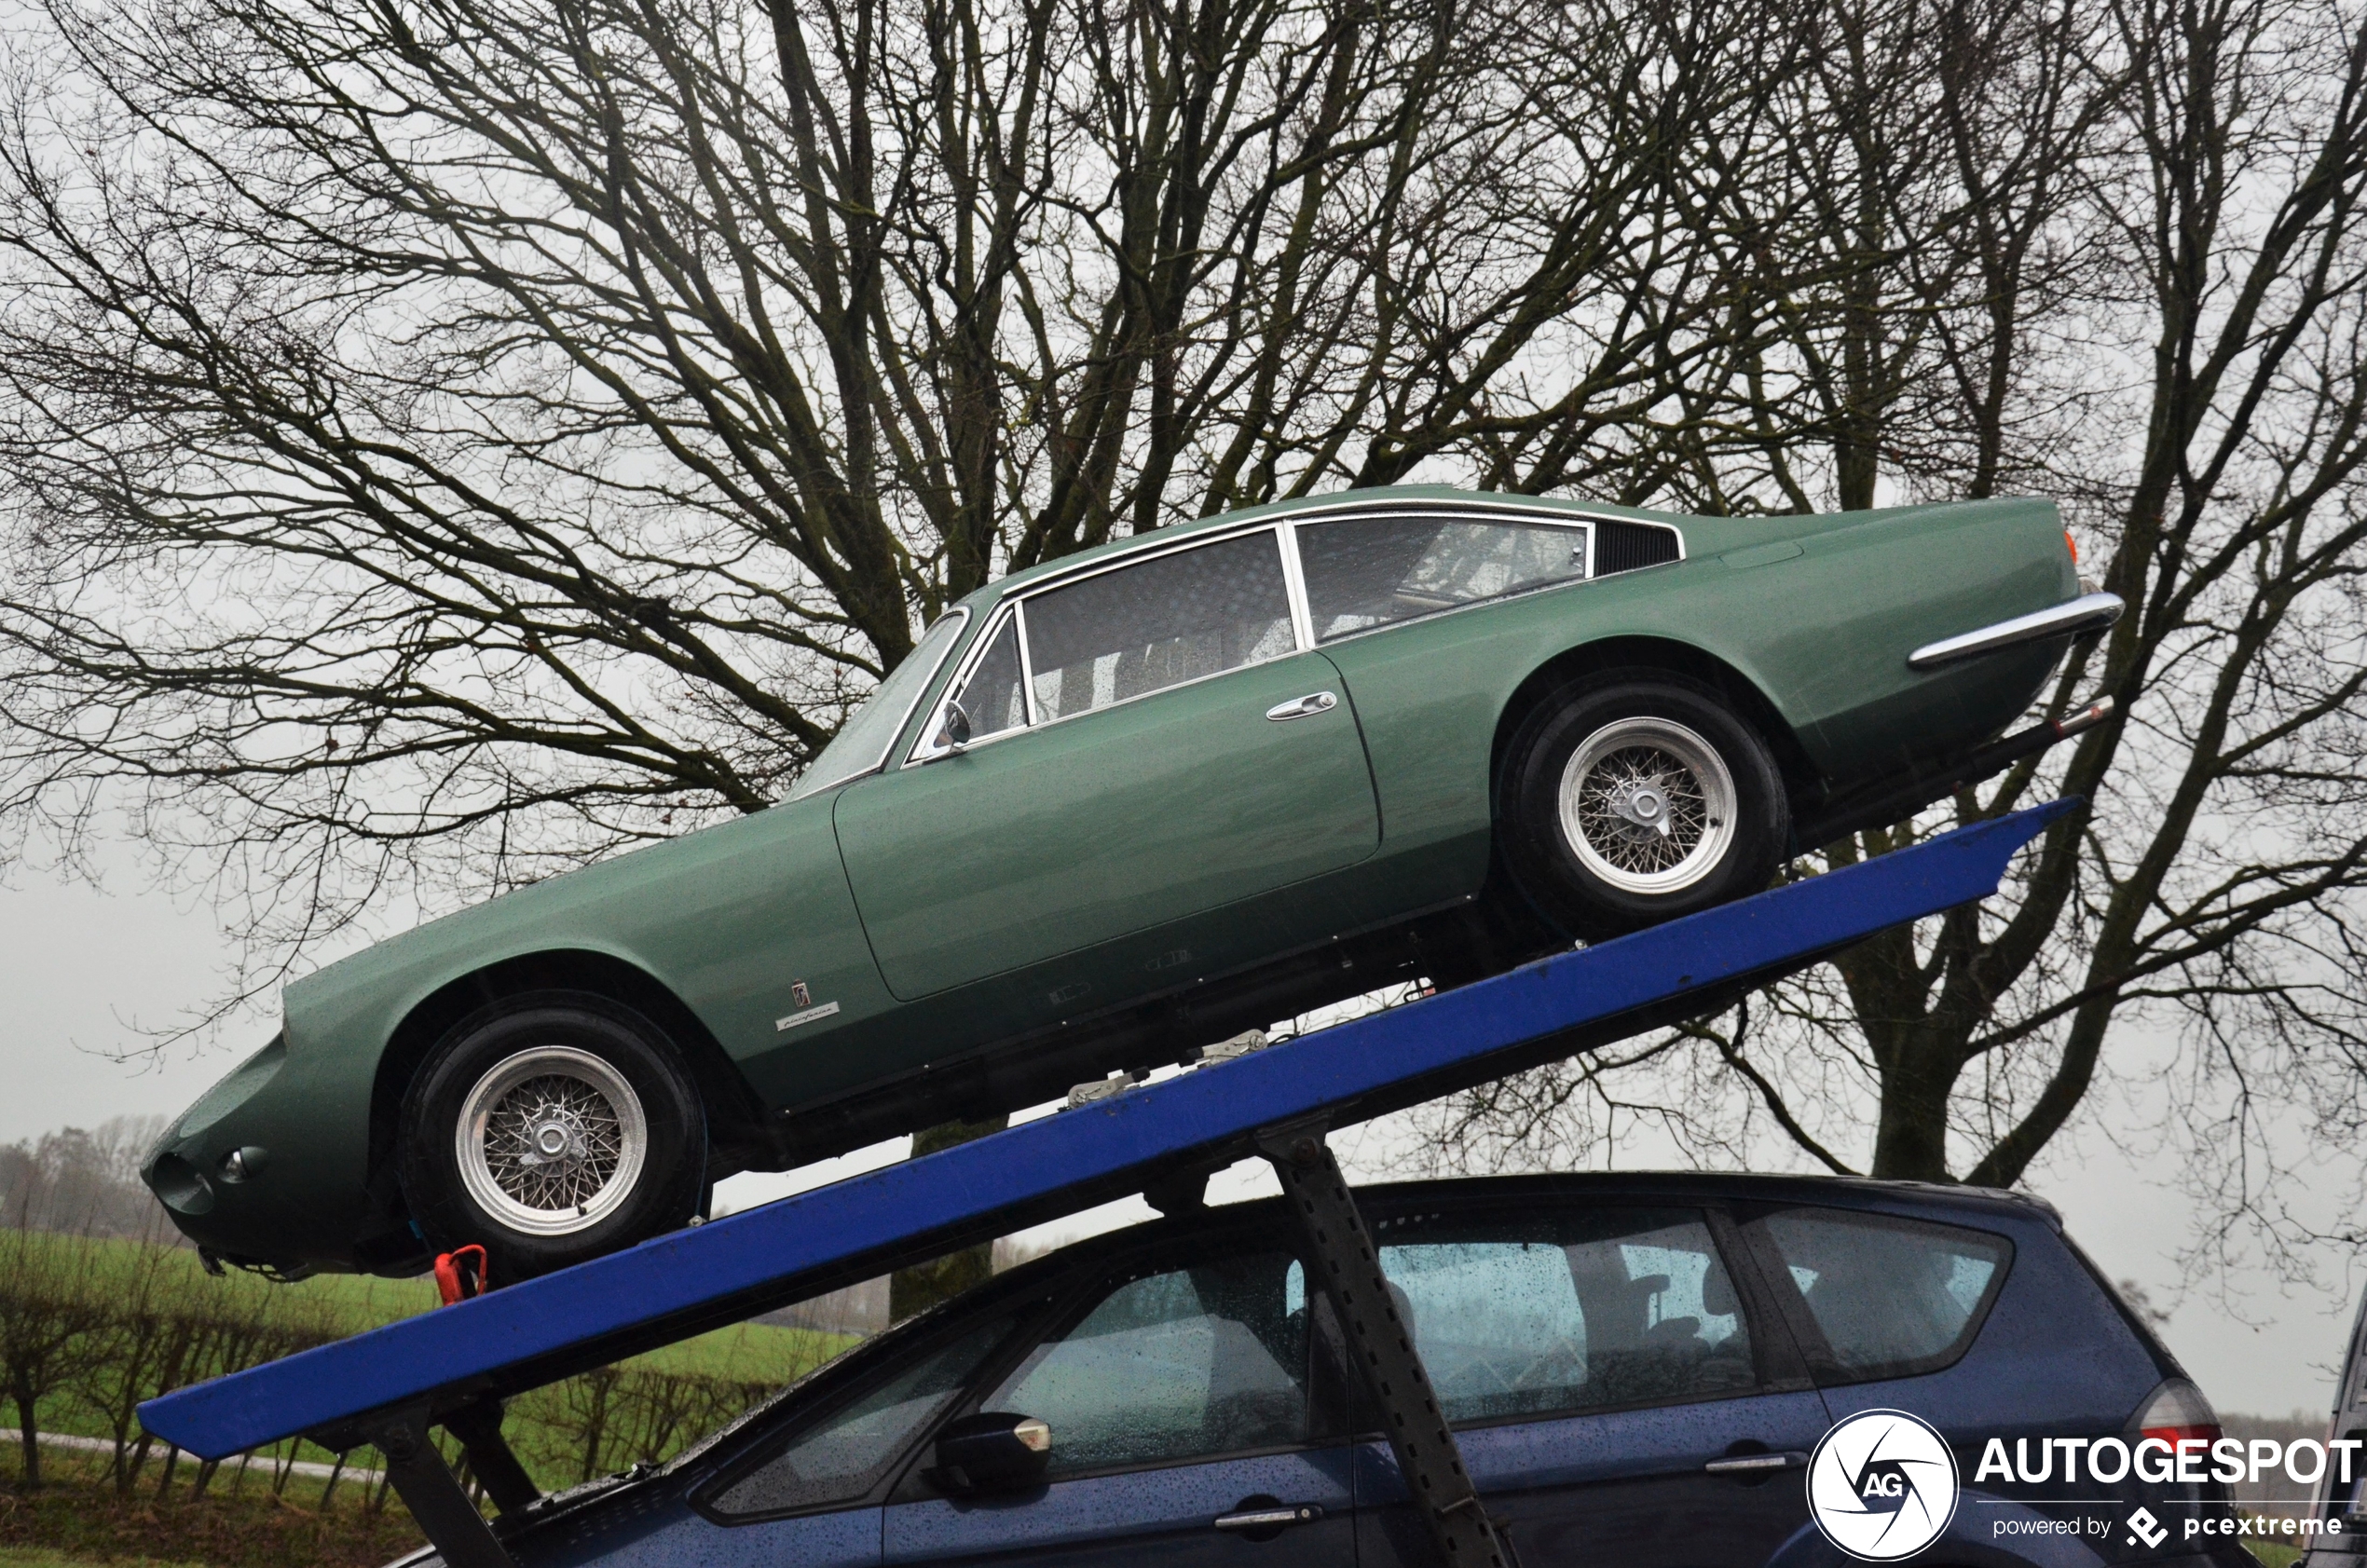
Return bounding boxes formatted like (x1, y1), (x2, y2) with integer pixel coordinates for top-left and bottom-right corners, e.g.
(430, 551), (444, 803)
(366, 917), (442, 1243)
(1704, 1451), (1808, 1475)
(1266, 690), (1339, 721)
(1214, 1504), (1325, 1531)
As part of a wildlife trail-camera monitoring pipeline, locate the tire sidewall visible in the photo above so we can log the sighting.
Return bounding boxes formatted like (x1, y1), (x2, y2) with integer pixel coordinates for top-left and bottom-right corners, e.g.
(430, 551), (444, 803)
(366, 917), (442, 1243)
(397, 993), (705, 1282)
(1499, 675), (1788, 940)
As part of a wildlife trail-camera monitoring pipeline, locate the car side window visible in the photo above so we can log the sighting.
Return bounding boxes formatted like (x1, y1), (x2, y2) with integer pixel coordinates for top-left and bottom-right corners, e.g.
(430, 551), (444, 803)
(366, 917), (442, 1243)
(1295, 513), (1587, 641)
(1021, 531), (1295, 721)
(1742, 1207), (2010, 1384)
(1371, 1206), (1755, 1426)
(705, 1312), (1020, 1520)
(918, 611), (1027, 757)
(976, 1247), (1310, 1478)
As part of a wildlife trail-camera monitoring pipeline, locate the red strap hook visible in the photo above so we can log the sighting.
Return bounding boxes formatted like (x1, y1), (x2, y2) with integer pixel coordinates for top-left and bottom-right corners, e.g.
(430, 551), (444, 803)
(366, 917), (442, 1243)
(433, 1244), (489, 1304)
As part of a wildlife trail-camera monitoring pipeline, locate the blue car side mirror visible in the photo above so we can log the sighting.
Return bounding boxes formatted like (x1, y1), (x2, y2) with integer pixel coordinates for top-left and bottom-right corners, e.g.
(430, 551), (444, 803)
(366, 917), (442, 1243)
(929, 1411), (1050, 1494)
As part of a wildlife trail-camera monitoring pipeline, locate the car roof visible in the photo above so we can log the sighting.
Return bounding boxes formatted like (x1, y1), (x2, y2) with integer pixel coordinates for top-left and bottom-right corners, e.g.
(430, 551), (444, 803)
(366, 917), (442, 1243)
(986, 1168), (2060, 1293)
(961, 484), (1696, 611)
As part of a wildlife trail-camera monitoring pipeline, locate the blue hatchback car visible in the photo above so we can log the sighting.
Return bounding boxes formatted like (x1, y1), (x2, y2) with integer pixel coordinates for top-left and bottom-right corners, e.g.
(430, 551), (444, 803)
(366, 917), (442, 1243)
(403, 1174), (2252, 1568)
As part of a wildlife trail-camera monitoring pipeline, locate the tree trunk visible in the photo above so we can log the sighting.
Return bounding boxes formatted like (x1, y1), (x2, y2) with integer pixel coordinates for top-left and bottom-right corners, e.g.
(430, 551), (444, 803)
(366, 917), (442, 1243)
(889, 1116), (1010, 1323)
(12, 1380), (38, 1492)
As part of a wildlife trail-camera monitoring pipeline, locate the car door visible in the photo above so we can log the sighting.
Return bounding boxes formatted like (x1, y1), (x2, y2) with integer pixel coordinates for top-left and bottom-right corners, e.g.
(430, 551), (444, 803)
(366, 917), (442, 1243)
(690, 1306), (1039, 1566)
(833, 526), (1380, 1002)
(1352, 1200), (1830, 1568)
(882, 1238), (1358, 1568)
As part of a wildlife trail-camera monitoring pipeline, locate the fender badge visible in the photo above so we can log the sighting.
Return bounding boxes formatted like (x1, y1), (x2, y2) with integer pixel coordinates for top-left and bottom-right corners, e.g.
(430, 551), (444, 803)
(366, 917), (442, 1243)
(789, 980), (813, 1009)
(775, 1001), (841, 1033)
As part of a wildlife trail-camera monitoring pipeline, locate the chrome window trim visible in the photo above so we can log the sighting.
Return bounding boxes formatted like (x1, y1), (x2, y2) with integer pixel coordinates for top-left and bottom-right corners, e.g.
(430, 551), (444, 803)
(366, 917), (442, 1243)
(906, 603), (1029, 766)
(1289, 505), (1689, 648)
(1003, 498), (1683, 604)
(1003, 518), (1285, 607)
(985, 525), (1304, 738)
(789, 607), (970, 798)
(1275, 521), (1319, 653)
(895, 503), (1688, 764)
(1014, 599), (1042, 726)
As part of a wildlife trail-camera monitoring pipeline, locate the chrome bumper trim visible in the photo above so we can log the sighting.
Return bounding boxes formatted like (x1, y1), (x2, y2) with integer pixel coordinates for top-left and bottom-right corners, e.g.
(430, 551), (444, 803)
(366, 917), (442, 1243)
(1909, 591), (2124, 670)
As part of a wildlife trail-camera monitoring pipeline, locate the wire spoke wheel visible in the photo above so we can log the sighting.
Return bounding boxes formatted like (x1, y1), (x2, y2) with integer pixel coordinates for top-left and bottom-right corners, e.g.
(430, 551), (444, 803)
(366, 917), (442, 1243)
(457, 1045), (648, 1236)
(1557, 716), (1738, 896)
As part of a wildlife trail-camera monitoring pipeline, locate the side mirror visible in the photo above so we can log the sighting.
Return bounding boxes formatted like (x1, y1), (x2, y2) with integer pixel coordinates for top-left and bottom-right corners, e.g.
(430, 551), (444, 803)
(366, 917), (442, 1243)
(942, 699), (973, 750)
(929, 1411), (1049, 1494)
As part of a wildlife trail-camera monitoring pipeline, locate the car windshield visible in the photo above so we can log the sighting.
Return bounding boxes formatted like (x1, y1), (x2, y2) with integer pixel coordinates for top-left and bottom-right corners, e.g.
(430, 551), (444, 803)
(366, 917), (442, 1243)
(787, 610), (970, 800)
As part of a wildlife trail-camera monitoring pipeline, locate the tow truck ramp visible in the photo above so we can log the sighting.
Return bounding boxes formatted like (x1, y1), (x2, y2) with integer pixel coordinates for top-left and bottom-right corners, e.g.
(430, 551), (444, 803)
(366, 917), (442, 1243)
(139, 798), (2074, 1568)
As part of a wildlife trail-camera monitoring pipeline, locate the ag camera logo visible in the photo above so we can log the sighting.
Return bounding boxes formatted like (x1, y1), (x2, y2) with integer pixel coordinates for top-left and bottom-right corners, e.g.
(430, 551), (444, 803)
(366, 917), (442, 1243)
(1807, 1409), (1961, 1561)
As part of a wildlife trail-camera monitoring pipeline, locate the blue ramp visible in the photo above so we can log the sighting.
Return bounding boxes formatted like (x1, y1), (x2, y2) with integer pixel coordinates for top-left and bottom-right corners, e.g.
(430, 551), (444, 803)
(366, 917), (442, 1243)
(142, 800), (2072, 1461)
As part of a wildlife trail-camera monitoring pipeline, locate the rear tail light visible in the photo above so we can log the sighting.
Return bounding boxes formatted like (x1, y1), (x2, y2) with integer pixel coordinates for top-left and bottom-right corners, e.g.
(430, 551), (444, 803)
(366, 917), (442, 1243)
(2132, 1377), (2223, 1448)
(2065, 527), (2081, 565)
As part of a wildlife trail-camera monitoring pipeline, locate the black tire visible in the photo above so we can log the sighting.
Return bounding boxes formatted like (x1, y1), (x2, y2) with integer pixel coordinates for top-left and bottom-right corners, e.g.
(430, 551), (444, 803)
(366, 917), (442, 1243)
(397, 992), (706, 1284)
(1497, 673), (1789, 941)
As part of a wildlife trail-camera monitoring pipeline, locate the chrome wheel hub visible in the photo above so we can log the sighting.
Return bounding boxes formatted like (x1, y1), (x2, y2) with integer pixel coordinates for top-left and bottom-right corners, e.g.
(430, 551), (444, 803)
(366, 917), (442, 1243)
(456, 1046), (647, 1236)
(1558, 716), (1738, 896)
(1608, 778), (1673, 833)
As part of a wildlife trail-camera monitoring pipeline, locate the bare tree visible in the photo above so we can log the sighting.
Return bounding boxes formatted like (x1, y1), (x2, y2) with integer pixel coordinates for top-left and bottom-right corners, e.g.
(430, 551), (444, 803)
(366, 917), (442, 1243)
(1, 0), (2364, 1278)
(0, 0), (1799, 1002)
(1415, 0), (2367, 1270)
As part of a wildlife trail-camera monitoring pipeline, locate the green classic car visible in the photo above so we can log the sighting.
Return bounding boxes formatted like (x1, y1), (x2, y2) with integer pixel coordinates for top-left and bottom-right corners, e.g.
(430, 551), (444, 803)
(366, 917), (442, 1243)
(142, 486), (2118, 1280)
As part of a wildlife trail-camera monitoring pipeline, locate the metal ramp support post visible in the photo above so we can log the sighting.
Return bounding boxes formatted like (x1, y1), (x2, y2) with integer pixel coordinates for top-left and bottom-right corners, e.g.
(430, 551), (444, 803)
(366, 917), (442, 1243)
(1260, 1122), (1518, 1568)
(366, 1405), (513, 1568)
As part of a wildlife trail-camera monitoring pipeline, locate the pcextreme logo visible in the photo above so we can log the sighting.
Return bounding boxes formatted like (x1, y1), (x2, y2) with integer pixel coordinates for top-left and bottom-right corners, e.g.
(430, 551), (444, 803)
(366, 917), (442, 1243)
(1806, 1409), (1962, 1561)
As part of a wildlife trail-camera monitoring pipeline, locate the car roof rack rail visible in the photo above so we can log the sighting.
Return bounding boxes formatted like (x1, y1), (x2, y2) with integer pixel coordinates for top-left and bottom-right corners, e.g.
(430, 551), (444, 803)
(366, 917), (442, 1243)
(139, 798), (2077, 1568)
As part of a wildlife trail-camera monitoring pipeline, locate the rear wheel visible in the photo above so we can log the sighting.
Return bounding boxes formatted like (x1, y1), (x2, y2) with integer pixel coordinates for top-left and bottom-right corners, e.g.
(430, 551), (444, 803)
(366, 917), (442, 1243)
(1498, 674), (1788, 940)
(397, 993), (705, 1283)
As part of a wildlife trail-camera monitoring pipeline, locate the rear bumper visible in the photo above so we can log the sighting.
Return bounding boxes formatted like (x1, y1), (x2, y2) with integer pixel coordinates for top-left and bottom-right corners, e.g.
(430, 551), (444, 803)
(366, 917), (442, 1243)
(1909, 591), (2124, 670)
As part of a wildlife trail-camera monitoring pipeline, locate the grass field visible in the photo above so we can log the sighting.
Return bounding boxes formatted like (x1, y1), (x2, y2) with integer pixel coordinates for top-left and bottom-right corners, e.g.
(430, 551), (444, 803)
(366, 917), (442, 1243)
(0, 1553), (208, 1568)
(2, 1226), (856, 1493)
(7, 1228), (849, 1381)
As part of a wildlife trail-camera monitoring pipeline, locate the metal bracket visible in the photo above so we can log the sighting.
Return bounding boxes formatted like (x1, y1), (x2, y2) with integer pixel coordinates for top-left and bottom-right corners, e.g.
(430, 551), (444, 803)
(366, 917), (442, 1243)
(443, 1395), (540, 1514)
(1255, 1119), (1519, 1568)
(365, 1404), (514, 1568)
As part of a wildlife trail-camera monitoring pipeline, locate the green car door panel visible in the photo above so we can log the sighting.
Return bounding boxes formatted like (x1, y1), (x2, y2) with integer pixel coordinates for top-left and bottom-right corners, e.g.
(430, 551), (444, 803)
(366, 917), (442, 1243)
(140, 484), (2105, 1275)
(833, 648), (1381, 1002)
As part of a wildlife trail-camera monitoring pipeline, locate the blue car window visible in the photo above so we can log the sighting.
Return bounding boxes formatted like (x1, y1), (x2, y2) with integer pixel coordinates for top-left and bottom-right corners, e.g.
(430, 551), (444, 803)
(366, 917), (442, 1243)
(1745, 1207), (2011, 1384)
(705, 1311), (1019, 1520)
(978, 1249), (1310, 1477)
(1371, 1207), (1755, 1426)
(1296, 513), (1586, 641)
(1021, 532), (1294, 721)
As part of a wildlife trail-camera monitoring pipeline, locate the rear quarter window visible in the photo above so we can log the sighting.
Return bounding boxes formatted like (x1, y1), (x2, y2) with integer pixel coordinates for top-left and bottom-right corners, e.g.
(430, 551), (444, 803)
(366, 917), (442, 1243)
(1744, 1207), (2011, 1384)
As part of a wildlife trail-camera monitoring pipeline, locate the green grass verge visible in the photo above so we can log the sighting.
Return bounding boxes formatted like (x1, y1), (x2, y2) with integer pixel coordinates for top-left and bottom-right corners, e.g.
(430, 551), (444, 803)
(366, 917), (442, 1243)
(5, 1227), (858, 1490)
(0, 1445), (421, 1568)
(0, 1551), (212, 1568)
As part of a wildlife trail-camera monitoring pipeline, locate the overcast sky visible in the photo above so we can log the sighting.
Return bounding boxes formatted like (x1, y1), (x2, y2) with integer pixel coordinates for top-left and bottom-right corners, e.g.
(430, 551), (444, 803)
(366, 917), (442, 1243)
(3, 845), (2357, 1420)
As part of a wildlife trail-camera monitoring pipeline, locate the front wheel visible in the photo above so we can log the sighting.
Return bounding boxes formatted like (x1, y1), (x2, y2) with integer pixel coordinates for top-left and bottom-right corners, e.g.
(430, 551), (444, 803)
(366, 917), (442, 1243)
(1498, 675), (1789, 940)
(397, 993), (706, 1283)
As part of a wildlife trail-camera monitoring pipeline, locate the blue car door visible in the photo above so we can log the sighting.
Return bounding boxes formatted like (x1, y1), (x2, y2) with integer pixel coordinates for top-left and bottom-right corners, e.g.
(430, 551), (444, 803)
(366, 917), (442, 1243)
(1351, 1199), (1830, 1568)
(882, 1238), (1357, 1568)
(688, 1308), (1039, 1567)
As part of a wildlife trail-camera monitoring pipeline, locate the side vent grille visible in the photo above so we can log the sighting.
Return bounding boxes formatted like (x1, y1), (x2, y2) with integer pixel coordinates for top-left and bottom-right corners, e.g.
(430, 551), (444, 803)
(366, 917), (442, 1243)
(1593, 521), (1682, 576)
